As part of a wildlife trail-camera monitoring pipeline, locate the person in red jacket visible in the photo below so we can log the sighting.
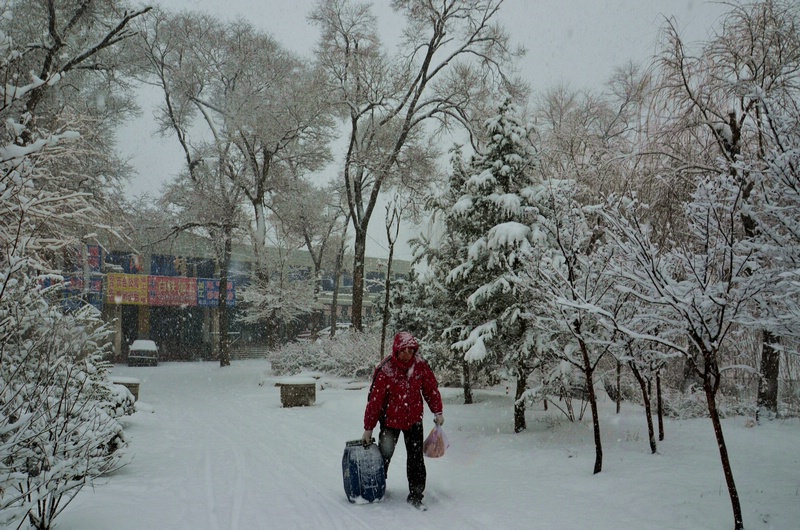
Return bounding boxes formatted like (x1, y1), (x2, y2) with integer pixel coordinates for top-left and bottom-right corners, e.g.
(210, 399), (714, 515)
(362, 331), (444, 510)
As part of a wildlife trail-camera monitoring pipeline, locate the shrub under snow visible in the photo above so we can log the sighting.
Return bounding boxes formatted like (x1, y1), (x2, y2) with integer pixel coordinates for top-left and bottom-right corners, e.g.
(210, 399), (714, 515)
(268, 330), (384, 379)
(0, 275), (130, 530)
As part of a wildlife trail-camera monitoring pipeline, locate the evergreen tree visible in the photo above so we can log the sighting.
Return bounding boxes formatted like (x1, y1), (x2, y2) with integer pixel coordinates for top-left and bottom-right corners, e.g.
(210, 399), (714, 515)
(445, 101), (545, 432)
(393, 148), (483, 404)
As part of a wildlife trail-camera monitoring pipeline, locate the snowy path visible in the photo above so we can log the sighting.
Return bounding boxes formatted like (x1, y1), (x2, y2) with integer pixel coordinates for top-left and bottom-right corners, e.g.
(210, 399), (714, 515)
(58, 360), (800, 529)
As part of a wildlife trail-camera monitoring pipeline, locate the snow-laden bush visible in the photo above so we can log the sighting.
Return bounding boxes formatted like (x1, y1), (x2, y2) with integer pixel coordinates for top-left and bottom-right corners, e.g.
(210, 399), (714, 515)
(660, 387), (757, 420)
(520, 360), (592, 422)
(102, 382), (137, 418)
(0, 274), (128, 530)
(268, 330), (384, 379)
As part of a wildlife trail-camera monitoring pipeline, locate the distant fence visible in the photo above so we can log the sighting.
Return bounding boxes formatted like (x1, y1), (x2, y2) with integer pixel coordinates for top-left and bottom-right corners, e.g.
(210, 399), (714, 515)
(230, 344), (270, 360)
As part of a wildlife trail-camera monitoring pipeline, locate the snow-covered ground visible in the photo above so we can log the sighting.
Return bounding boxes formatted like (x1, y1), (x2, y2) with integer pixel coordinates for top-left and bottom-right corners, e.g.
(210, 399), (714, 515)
(59, 360), (799, 529)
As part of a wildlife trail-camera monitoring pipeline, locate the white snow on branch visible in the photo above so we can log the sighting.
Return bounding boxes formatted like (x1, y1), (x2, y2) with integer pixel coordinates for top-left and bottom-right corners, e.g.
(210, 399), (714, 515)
(464, 335), (487, 362)
(0, 130), (80, 163)
(467, 168), (496, 189)
(452, 321), (497, 362)
(467, 237), (487, 261)
(1, 71), (48, 105)
(487, 222), (530, 251)
(452, 195), (474, 215)
(489, 193), (522, 216)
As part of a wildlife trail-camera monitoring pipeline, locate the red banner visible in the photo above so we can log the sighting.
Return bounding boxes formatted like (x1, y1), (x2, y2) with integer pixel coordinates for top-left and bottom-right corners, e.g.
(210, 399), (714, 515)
(87, 244), (102, 272)
(147, 276), (197, 306)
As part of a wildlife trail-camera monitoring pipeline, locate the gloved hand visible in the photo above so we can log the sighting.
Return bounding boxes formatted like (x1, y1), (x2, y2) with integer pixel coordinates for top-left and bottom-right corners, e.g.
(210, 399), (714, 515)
(361, 429), (373, 446)
(434, 413), (444, 426)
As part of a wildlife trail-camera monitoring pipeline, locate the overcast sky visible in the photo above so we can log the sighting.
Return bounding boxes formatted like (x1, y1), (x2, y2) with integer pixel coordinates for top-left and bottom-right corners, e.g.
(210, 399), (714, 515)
(119, 0), (727, 258)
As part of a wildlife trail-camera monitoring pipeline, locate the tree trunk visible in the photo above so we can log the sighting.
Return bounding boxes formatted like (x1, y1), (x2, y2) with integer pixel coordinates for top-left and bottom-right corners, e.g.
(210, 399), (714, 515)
(616, 360), (622, 414)
(462, 359), (473, 405)
(310, 263), (323, 336)
(703, 376), (744, 530)
(329, 230), (347, 338)
(578, 338), (602, 474)
(378, 204), (400, 361)
(351, 227), (367, 332)
(514, 361), (527, 432)
(379, 217), (397, 358)
(218, 230), (232, 367)
(251, 200), (269, 279)
(656, 371), (664, 441)
(681, 346), (700, 392)
(630, 363), (656, 454)
(757, 331), (780, 418)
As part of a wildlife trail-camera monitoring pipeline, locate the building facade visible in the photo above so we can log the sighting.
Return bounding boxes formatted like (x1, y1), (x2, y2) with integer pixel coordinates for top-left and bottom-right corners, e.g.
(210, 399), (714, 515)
(63, 234), (409, 361)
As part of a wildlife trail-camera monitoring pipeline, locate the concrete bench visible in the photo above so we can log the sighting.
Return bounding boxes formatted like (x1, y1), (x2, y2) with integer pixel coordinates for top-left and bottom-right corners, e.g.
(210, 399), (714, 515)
(275, 377), (317, 407)
(111, 376), (141, 401)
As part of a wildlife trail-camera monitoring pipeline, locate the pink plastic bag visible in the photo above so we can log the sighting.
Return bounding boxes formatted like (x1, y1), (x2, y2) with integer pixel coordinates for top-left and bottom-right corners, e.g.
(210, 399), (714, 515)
(423, 425), (449, 458)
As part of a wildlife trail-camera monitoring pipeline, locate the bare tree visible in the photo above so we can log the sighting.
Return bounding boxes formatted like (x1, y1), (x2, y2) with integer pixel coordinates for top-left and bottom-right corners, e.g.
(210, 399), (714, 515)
(310, 0), (524, 331)
(139, 9), (334, 359)
(271, 178), (349, 336)
(379, 194), (409, 357)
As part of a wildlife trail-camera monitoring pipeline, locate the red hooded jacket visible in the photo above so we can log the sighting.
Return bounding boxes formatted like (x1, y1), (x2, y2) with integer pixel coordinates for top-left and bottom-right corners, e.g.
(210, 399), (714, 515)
(364, 332), (443, 431)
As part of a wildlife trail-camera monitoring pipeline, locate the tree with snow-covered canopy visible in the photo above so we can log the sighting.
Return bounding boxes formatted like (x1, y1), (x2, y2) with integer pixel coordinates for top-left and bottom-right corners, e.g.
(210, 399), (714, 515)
(0, 276), (131, 530)
(137, 8), (335, 354)
(745, 90), (800, 345)
(309, 0), (524, 333)
(394, 148), (486, 404)
(647, 0), (800, 417)
(0, 2), (146, 527)
(444, 100), (545, 432)
(237, 204), (320, 344)
(139, 8), (334, 278)
(596, 174), (772, 529)
(517, 178), (626, 472)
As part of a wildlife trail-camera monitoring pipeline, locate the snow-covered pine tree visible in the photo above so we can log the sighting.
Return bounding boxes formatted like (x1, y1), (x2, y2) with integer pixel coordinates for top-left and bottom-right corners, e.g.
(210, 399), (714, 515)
(393, 148), (488, 404)
(446, 101), (545, 432)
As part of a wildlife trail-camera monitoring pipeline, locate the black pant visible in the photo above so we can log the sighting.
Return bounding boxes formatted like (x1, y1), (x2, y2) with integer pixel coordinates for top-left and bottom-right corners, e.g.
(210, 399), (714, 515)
(378, 421), (426, 502)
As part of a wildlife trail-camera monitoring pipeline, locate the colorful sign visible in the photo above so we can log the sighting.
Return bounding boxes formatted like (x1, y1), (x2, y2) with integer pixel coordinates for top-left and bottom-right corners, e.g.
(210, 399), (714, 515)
(197, 278), (235, 307)
(105, 273), (236, 307)
(148, 275), (197, 306)
(64, 274), (103, 295)
(106, 273), (148, 305)
(86, 244), (102, 272)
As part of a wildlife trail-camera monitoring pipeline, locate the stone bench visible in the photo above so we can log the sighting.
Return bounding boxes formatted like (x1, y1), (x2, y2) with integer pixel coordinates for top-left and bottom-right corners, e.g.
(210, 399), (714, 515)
(275, 377), (317, 407)
(111, 376), (141, 401)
